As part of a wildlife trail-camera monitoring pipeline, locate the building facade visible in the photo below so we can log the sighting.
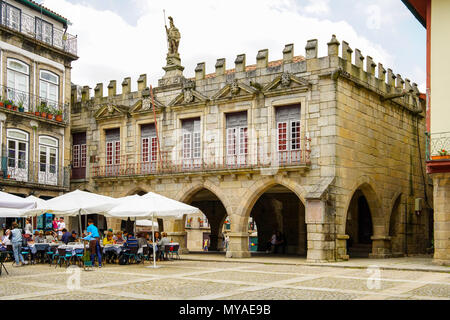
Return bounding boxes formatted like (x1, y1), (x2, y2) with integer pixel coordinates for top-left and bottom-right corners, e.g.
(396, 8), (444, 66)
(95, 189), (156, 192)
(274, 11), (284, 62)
(0, 0), (77, 227)
(70, 31), (431, 262)
(403, 0), (450, 265)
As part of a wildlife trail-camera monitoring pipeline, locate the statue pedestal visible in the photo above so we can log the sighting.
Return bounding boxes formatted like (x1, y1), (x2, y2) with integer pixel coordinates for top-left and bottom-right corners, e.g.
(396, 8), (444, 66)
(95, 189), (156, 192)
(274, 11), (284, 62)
(159, 54), (185, 87)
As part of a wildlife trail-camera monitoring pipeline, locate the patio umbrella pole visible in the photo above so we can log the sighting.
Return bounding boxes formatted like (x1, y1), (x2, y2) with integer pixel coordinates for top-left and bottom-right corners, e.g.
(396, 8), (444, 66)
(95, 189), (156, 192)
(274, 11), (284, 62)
(78, 209), (82, 236)
(147, 212), (159, 269)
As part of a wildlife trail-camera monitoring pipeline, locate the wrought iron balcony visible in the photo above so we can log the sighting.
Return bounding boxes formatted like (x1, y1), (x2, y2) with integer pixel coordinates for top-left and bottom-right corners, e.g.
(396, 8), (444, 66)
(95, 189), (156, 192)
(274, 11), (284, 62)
(91, 140), (311, 179)
(426, 131), (450, 161)
(0, 157), (70, 189)
(0, 2), (77, 56)
(0, 85), (68, 123)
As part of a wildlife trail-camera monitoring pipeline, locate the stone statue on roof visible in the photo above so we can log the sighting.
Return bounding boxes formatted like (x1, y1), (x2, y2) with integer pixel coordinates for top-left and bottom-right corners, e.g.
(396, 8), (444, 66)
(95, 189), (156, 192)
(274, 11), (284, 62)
(165, 16), (180, 55)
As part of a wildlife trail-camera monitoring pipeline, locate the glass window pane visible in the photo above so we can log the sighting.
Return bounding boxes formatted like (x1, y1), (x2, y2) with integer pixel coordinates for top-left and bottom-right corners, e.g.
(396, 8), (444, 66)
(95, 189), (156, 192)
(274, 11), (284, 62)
(39, 136), (57, 146)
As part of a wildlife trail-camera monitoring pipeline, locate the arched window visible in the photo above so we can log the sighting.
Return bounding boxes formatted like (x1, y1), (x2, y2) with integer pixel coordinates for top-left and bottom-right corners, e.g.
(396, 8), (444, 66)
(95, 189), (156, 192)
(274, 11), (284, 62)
(39, 135), (59, 185)
(6, 129), (29, 182)
(7, 59), (30, 110)
(39, 70), (59, 108)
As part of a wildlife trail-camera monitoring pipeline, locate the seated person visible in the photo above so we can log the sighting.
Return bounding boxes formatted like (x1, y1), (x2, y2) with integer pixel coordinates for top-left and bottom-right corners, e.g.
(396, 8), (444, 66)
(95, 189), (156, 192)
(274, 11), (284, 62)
(137, 233), (148, 248)
(125, 232), (138, 248)
(34, 230), (45, 243)
(61, 229), (71, 244)
(157, 232), (171, 261)
(1, 229), (11, 246)
(103, 232), (115, 245)
(45, 231), (56, 242)
(114, 231), (125, 244)
(68, 231), (78, 243)
(103, 231), (116, 263)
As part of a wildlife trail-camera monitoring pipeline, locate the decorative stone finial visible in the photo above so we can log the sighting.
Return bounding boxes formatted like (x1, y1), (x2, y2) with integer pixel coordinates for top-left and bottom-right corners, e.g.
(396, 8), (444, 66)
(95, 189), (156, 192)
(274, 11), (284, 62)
(195, 62), (205, 80)
(256, 49), (269, 68)
(283, 44), (294, 62)
(235, 54), (246, 73)
(215, 58), (226, 76)
(107, 80), (117, 97)
(327, 35), (340, 56)
(305, 39), (318, 59)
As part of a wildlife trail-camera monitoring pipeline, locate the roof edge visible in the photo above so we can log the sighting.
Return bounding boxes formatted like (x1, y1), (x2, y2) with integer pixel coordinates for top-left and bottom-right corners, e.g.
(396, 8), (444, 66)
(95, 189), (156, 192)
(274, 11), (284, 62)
(401, 0), (426, 28)
(16, 0), (68, 28)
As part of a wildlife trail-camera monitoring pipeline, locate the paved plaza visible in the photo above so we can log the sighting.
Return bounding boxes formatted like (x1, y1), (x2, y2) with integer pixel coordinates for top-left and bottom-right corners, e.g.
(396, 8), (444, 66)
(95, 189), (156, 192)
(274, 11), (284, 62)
(0, 255), (449, 300)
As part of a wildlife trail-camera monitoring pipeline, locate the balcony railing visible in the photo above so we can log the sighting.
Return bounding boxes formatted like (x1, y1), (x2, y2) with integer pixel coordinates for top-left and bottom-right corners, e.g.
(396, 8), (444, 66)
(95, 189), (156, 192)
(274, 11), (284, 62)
(92, 140), (311, 178)
(0, 2), (77, 56)
(0, 157), (69, 189)
(0, 85), (68, 123)
(426, 131), (450, 160)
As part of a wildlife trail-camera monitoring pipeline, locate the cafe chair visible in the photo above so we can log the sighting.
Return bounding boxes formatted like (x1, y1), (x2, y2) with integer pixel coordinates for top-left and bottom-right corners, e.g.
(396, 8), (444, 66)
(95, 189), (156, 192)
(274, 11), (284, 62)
(0, 251), (9, 276)
(124, 246), (139, 264)
(140, 246), (150, 264)
(46, 247), (58, 266)
(170, 244), (180, 260)
(56, 248), (71, 268)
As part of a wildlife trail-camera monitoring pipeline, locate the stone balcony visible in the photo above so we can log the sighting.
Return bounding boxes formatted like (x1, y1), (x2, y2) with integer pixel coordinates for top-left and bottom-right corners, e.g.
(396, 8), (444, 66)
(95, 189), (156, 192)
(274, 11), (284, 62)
(91, 140), (311, 181)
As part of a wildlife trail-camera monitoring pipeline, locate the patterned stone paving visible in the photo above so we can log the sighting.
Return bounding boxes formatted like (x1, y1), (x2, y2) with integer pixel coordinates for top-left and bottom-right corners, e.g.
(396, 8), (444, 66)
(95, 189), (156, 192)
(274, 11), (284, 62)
(0, 259), (448, 300)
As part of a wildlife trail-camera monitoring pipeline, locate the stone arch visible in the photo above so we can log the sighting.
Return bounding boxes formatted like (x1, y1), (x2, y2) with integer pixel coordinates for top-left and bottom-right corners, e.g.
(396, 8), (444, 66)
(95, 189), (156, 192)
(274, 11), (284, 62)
(124, 187), (149, 197)
(233, 175), (307, 233)
(388, 192), (405, 255)
(176, 180), (232, 252)
(175, 180), (232, 215)
(340, 175), (385, 236)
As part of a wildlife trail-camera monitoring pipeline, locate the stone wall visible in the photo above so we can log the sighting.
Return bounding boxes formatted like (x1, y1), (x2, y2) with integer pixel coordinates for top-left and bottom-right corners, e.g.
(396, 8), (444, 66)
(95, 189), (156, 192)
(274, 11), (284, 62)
(70, 35), (431, 262)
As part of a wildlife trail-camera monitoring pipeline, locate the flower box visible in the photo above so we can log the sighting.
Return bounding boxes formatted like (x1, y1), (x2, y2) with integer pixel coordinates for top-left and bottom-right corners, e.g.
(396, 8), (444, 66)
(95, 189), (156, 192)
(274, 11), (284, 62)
(6, 104), (12, 109)
(0, 102), (4, 107)
(40, 112), (47, 118)
(431, 155), (450, 160)
(47, 113), (54, 120)
(34, 111), (40, 116)
(55, 114), (63, 122)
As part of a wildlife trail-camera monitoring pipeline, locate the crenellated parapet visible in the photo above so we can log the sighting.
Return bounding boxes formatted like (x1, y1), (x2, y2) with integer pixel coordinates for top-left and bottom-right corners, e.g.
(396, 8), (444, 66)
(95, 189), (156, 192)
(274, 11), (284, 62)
(72, 35), (423, 116)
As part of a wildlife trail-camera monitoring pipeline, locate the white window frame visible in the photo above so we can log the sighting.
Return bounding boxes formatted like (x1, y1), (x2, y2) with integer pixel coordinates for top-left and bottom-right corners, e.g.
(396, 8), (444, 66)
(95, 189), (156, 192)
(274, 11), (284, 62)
(7, 58), (29, 110)
(39, 70), (59, 108)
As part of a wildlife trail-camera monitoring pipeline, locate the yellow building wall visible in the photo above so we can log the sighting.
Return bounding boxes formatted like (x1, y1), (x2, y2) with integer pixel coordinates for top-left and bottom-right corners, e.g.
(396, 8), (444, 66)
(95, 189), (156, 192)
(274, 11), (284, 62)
(431, 0), (450, 134)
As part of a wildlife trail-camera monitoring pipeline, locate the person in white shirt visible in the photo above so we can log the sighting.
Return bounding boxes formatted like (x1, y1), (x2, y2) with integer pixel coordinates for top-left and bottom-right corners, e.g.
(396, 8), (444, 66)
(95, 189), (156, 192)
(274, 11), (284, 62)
(57, 217), (66, 240)
(24, 219), (33, 235)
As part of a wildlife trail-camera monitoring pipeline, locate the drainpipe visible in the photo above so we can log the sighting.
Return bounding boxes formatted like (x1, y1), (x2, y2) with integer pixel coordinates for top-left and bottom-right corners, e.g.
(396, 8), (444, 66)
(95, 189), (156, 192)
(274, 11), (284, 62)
(404, 199), (408, 256)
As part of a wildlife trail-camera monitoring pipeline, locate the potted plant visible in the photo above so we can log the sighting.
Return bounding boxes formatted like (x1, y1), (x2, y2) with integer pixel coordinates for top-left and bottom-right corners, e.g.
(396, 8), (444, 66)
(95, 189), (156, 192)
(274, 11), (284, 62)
(39, 102), (47, 118)
(0, 97), (3, 107)
(6, 99), (13, 109)
(431, 149), (450, 160)
(12, 103), (18, 111)
(18, 101), (24, 112)
(47, 107), (55, 120)
(55, 109), (63, 122)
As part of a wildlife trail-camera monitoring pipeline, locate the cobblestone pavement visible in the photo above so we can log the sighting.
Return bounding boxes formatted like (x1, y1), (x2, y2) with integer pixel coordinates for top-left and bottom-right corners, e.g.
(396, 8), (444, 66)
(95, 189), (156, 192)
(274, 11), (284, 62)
(0, 259), (448, 300)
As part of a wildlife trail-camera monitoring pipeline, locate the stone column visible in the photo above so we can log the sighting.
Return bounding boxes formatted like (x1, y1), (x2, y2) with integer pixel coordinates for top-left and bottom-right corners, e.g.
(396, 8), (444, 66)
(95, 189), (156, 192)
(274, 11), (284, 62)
(335, 234), (349, 261)
(225, 232), (251, 258)
(165, 219), (189, 254)
(431, 173), (450, 265)
(369, 236), (392, 258)
(305, 198), (336, 262)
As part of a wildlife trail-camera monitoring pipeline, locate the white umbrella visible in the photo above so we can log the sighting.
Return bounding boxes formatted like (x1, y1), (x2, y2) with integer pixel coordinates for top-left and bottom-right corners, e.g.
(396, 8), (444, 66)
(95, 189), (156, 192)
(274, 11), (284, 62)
(106, 192), (200, 268)
(0, 191), (35, 209)
(0, 208), (27, 218)
(24, 190), (118, 217)
(25, 195), (47, 208)
(136, 220), (159, 227)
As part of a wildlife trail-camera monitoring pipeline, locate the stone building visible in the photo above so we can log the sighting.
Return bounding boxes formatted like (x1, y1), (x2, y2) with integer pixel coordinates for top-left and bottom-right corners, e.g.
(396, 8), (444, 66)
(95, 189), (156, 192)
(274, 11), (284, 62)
(0, 0), (77, 227)
(70, 28), (431, 262)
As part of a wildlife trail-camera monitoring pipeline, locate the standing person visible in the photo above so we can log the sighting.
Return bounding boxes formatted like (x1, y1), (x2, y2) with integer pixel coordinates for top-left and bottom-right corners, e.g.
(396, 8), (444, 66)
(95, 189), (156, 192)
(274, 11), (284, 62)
(86, 219), (102, 268)
(11, 222), (27, 267)
(52, 217), (58, 234)
(24, 218), (33, 235)
(57, 217), (66, 241)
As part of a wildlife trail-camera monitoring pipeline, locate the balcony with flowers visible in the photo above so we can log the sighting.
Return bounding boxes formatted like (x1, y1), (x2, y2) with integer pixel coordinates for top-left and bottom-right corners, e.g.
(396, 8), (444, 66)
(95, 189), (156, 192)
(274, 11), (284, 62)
(426, 132), (450, 174)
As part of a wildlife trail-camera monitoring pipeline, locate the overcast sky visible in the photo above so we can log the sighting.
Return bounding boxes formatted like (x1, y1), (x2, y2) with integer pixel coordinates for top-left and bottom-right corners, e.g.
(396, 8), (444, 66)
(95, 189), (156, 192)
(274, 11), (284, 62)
(41, 0), (426, 93)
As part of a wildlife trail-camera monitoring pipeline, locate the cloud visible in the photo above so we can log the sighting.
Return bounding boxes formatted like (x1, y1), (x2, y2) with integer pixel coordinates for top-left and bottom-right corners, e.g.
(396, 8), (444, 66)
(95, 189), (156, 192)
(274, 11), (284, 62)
(304, 0), (330, 15)
(45, 0), (396, 92)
